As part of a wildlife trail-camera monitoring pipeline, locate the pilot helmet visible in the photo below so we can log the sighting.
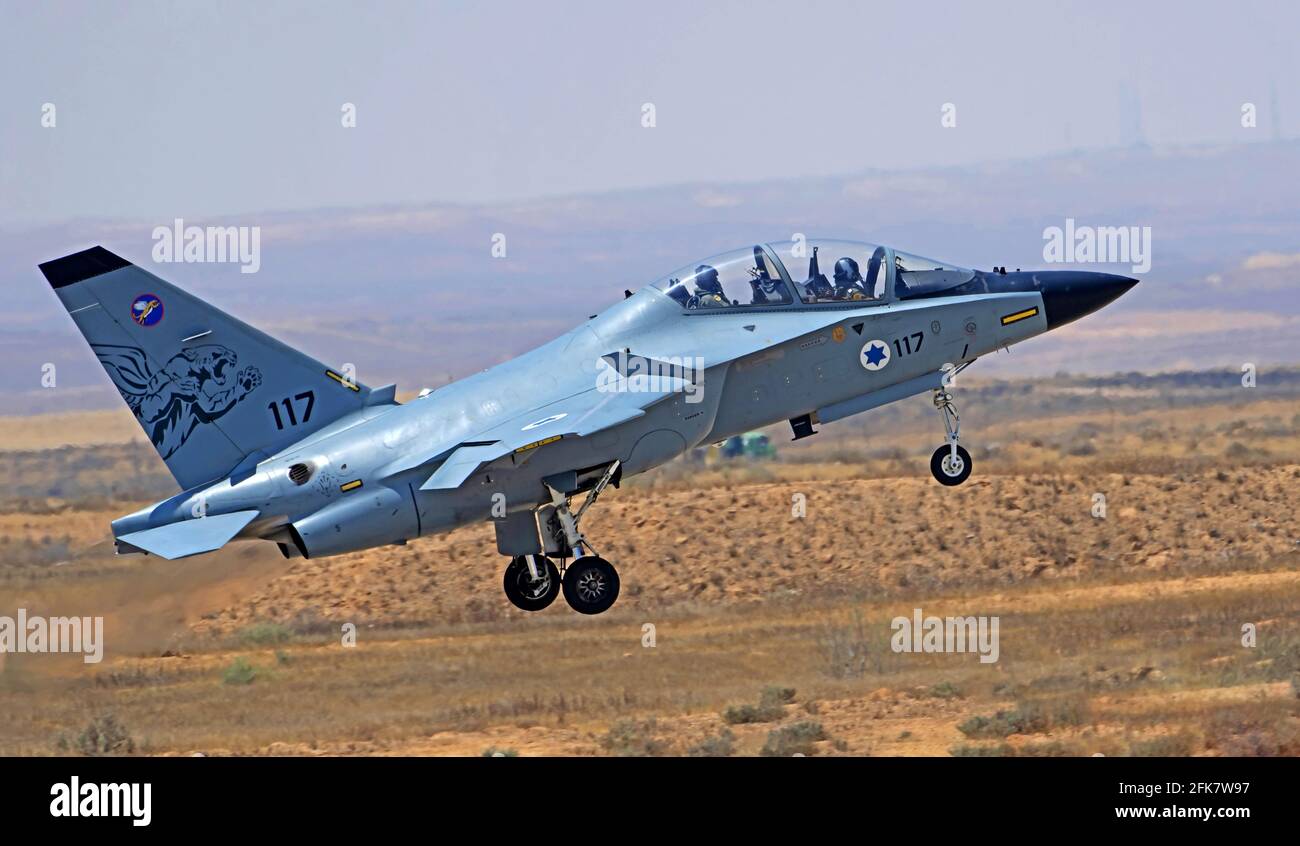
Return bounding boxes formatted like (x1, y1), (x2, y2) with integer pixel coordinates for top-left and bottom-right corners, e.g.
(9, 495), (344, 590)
(693, 264), (723, 295)
(834, 257), (862, 286)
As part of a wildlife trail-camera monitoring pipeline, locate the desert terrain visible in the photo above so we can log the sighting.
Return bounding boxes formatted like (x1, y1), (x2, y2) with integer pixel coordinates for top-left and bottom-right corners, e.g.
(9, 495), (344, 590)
(1, 369), (1297, 756)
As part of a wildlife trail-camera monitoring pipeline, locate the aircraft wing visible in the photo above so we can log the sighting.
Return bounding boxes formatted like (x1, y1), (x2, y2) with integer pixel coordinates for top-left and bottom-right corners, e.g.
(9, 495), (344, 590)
(391, 367), (690, 491)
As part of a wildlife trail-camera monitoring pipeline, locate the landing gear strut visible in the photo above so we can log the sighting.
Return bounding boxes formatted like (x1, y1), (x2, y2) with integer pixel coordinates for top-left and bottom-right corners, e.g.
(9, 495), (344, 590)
(543, 460), (622, 614)
(930, 383), (973, 486)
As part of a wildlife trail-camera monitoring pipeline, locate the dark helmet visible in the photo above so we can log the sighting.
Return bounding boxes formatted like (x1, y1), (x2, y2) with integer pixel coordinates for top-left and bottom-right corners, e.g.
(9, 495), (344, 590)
(834, 257), (862, 286)
(693, 264), (723, 295)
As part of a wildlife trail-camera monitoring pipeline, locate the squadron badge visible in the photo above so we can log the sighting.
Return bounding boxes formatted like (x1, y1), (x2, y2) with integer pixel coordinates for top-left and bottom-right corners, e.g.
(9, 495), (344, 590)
(130, 293), (164, 327)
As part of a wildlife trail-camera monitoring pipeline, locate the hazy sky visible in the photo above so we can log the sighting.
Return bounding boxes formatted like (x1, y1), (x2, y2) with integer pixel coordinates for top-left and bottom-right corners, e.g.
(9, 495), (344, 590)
(1, 0), (1296, 225)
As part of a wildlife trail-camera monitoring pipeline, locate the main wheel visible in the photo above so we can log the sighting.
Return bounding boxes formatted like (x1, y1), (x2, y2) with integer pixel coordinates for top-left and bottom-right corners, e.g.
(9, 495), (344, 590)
(503, 555), (560, 611)
(930, 444), (973, 486)
(562, 556), (620, 615)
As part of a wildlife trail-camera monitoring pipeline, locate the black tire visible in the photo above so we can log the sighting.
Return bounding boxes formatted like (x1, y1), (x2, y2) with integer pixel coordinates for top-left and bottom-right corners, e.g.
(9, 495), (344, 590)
(930, 444), (973, 486)
(562, 556), (620, 615)
(503, 555), (560, 611)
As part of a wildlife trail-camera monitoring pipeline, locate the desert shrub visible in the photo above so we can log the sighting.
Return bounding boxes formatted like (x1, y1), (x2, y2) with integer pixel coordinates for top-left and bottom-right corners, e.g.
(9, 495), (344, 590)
(950, 743), (1013, 757)
(760, 721), (827, 757)
(760, 686), (796, 706)
(222, 657), (257, 686)
(723, 687), (795, 724)
(921, 681), (964, 700)
(482, 747), (519, 757)
(959, 698), (1088, 738)
(1015, 740), (1078, 757)
(57, 714), (136, 756)
(687, 728), (736, 758)
(239, 622), (293, 646)
(1203, 708), (1300, 756)
(817, 610), (877, 678)
(958, 708), (1047, 738)
(1129, 732), (1198, 757)
(601, 719), (670, 757)
(723, 702), (784, 725)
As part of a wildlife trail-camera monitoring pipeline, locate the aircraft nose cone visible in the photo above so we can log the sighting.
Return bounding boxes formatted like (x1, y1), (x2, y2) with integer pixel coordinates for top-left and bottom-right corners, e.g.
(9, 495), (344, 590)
(1040, 271), (1138, 329)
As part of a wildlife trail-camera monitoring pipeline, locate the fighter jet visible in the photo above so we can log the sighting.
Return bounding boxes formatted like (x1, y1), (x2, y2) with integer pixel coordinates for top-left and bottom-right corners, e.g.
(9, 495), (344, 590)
(39, 240), (1135, 614)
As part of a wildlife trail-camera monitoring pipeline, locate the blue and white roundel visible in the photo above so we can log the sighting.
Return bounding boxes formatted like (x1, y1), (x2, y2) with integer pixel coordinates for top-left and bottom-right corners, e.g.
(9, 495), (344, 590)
(130, 293), (164, 327)
(860, 339), (891, 371)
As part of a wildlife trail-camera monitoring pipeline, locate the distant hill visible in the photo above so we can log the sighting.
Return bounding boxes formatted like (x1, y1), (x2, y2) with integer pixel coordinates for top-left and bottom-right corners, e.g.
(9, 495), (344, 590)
(4, 140), (1299, 415)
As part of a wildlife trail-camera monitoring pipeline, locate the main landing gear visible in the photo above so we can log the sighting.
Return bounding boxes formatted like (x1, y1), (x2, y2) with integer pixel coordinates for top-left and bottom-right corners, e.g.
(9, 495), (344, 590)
(502, 461), (622, 615)
(503, 554), (560, 611)
(930, 381), (973, 486)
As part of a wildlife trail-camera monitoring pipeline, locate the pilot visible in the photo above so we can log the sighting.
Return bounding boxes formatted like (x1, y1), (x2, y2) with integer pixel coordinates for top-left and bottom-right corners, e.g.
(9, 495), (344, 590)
(748, 245), (788, 305)
(691, 264), (729, 308)
(832, 257), (870, 301)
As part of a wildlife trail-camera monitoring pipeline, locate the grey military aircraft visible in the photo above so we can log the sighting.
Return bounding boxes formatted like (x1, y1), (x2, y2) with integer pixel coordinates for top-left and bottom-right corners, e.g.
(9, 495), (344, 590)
(40, 240), (1135, 614)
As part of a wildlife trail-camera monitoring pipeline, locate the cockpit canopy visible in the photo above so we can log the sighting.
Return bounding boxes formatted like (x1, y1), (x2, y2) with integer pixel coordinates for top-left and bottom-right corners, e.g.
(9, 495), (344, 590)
(650, 240), (975, 309)
(653, 245), (793, 310)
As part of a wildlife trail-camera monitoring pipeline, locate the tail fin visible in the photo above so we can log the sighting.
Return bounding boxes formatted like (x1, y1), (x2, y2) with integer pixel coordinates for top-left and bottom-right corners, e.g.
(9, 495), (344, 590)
(40, 246), (390, 490)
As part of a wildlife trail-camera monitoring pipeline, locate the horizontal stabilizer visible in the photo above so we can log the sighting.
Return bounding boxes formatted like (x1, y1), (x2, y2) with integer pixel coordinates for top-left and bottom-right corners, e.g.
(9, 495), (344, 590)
(116, 510), (260, 560)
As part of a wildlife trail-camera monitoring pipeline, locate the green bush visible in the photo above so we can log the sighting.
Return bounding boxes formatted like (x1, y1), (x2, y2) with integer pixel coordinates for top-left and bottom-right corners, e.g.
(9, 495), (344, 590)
(760, 721), (827, 757)
(238, 622), (293, 646)
(723, 701), (785, 725)
(601, 719), (669, 757)
(687, 728), (736, 758)
(482, 747), (519, 757)
(958, 699), (1087, 738)
(922, 681), (964, 700)
(222, 657), (257, 686)
(723, 686), (795, 724)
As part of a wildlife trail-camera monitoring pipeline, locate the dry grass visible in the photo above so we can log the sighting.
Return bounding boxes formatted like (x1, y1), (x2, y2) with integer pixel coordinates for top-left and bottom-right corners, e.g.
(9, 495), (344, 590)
(0, 371), (1297, 756)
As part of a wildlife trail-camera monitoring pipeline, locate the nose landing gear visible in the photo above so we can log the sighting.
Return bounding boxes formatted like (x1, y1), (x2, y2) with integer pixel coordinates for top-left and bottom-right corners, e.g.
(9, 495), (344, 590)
(930, 385), (973, 486)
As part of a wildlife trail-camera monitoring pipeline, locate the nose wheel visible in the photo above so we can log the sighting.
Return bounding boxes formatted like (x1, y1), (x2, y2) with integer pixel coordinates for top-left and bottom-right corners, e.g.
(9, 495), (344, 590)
(930, 443), (972, 486)
(930, 386), (973, 486)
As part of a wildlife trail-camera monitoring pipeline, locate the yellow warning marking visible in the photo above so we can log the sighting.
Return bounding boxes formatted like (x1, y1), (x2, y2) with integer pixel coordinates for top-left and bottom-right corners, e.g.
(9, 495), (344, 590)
(514, 435), (561, 454)
(1001, 307), (1040, 326)
(340, 479), (363, 492)
(831, 326), (846, 343)
(326, 370), (361, 391)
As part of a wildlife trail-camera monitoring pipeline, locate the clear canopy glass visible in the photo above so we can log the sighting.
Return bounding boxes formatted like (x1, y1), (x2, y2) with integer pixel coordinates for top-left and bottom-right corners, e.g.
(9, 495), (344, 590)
(892, 250), (976, 298)
(767, 239), (892, 304)
(650, 240), (975, 308)
(651, 245), (793, 309)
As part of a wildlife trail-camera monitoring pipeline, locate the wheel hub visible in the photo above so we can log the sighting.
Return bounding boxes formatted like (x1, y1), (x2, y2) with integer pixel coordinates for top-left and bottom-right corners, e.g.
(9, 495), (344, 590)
(518, 571), (551, 600)
(576, 569), (606, 602)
